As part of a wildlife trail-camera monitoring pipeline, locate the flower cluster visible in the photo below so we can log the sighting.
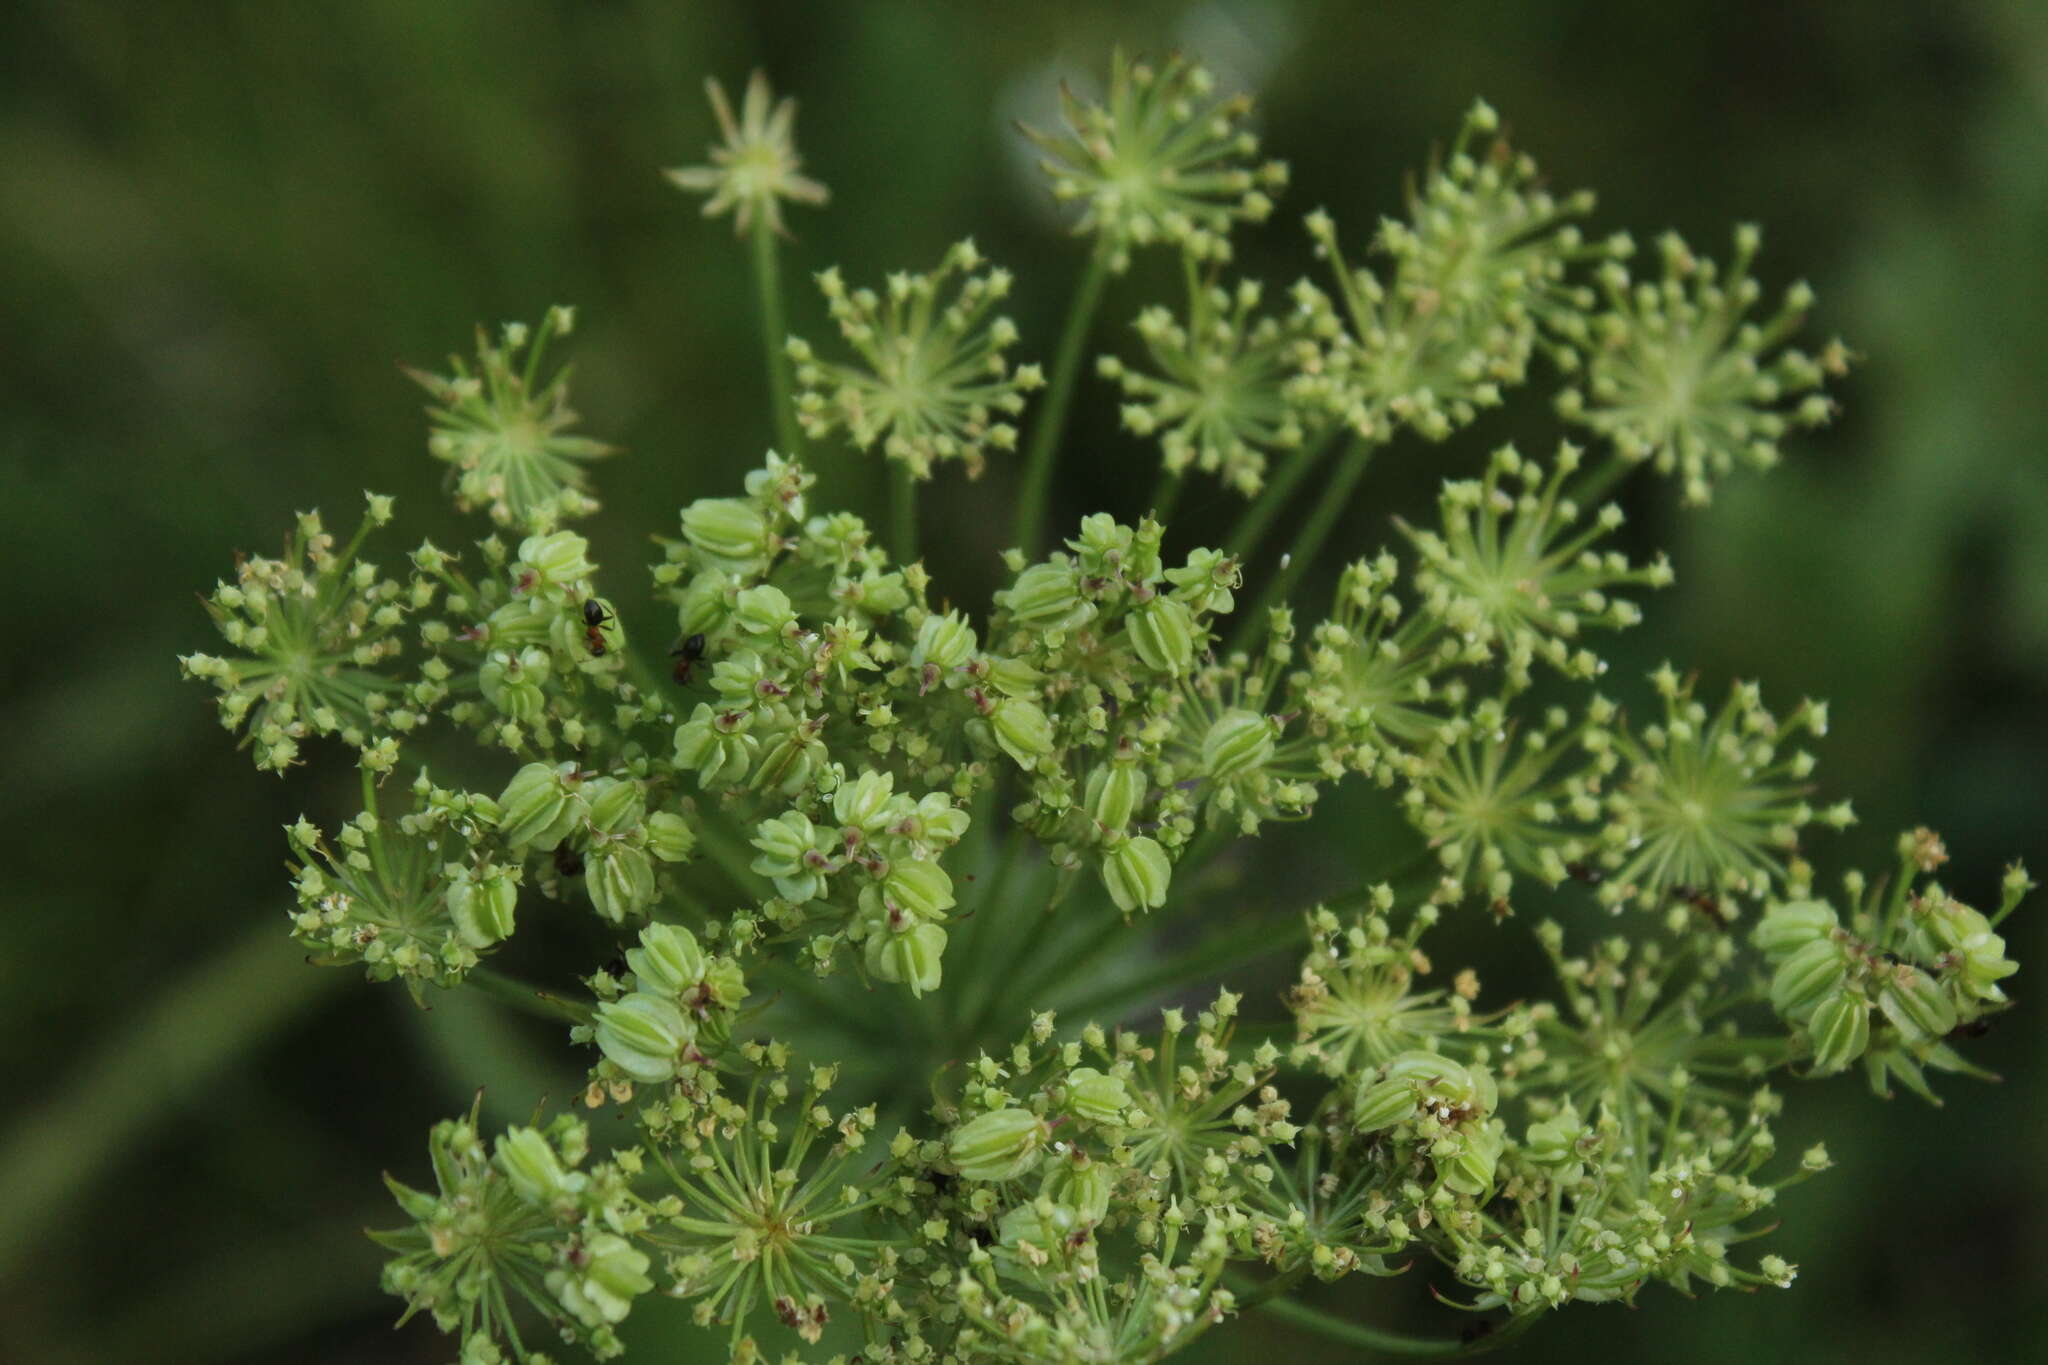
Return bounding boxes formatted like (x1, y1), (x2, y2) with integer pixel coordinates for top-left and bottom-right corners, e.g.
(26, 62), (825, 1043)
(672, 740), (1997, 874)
(788, 239), (1044, 478)
(181, 54), (2026, 1365)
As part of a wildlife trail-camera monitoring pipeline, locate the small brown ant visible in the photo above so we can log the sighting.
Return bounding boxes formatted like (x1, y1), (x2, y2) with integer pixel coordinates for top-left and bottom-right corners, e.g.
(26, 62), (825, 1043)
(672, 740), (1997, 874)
(581, 598), (613, 656)
(1565, 859), (1604, 887)
(671, 632), (708, 685)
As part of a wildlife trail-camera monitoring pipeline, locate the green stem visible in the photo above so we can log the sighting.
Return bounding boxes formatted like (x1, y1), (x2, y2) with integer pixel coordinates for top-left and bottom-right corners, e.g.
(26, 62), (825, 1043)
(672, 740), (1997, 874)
(1228, 435), (1379, 656)
(891, 462), (920, 565)
(1571, 452), (1635, 508)
(1245, 1291), (1517, 1356)
(1014, 242), (1113, 556)
(1227, 427), (1340, 561)
(1148, 467), (1184, 527)
(1050, 913), (1304, 1021)
(751, 213), (802, 458)
(467, 967), (592, 1025)
(0, 919), (348, 1275)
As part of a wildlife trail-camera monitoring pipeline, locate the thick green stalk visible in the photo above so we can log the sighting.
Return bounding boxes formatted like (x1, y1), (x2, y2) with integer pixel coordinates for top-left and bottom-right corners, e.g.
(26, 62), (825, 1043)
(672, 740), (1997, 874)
(751, 213), (803, 458)
(1226, 427), (1341, 560)
(891, 462), (919, 565)
(1013, 242), (1113, 555)
(1147, 467), (1184, 527)
(1243, 1289), (1522, 1356)
(1228, 435), (1379, 656)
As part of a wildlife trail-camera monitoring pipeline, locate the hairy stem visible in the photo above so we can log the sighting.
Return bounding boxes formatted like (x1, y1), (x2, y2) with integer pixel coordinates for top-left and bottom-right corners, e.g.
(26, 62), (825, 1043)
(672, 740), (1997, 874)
(1013, 242), (1112, 556)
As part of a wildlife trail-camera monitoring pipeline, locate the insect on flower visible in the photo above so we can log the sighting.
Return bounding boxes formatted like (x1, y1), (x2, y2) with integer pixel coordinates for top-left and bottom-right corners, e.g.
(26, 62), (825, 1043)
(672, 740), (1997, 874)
(670, 632), (707, 685)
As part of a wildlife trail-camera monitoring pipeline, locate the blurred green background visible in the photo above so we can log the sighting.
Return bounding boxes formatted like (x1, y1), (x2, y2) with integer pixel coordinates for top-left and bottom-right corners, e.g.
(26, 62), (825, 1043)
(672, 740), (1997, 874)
(3, 1), (2044, 1361)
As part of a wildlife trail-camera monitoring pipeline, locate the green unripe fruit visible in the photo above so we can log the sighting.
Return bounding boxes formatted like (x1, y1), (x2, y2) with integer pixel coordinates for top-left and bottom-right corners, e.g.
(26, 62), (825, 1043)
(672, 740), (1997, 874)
(913, 610), (978, 671)
(833, 769), (896, 833)
(552, 1232), (652, 1327)
(1101, 835), (1171, 913)
(1878, 968), (1957, 1045)
(496, 762), (583, 851)
(494, 1126), (585, 1209)
(584, 778), (645, 836)
(1437, 1120), (1503, 1197)
(1128, 596), (1195, 675)
(1002, 562), (1093, 630)
(1062, 1067), (1130, 1125)
(732, 583), (794, 637)
(682, 497), (770, 567)
(517, 530), (595, 587)
(1084, 763), (1145, 832)
(1752, 899), (1839, 959)
(645, 811), (696, 863)
(752, 810), (825, 903)
(1524, 1112), (1583, 1172)
(949, 1107), (1046, 1182)
(593, 993), (693, 1084)
(1201, 708), (1274, 781)
(865, 921), (946, 995)
(626, 923), (705, 999)
(992, 697), (1055, 767)
(883, 859), (955, 921)
(587, 846), (655, 923)
(1806, 991), (1870, 1074)
(1770, 938), (1847, 1020)
(447, 868), (518, 948)
(1041, 1156), (1114, 1223)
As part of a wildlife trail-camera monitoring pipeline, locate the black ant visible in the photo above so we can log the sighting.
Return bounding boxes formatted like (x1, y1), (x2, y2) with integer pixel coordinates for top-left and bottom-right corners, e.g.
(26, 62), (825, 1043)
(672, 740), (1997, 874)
(553, 844), (585, 878)
(581, 598), (613, 656)
(671, 632), (708, 686)
(1565, 860), (1604, 887)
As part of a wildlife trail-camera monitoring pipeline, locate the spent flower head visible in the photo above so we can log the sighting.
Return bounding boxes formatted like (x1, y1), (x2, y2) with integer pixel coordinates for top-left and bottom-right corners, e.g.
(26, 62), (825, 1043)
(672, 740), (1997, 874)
(664, 70), (829, 236)
(787, 239), (1044, 478)
(1559, 226), (1849, 504)
(1024, 49), (1287, 271)
(406, 307), (613, 531)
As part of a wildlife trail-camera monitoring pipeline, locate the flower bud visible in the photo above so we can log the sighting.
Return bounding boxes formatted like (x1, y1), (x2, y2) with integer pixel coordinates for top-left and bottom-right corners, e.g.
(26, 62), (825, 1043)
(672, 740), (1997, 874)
(626, 923), (706, 999)
(1877, 967), (1957, 1045)
(913, 610), (978, 671)
(587, 846), (655, 923)
(949, 1107), (1045, 1182)
(1128, 597), (1195, 675)
(865, 921), (946, 995)
(1752, 899), (1838, 959)
(593, 993), (693, 1083)
(1201, 708), (1274, 781)
(447, 867), (518, 948)
(1769, 938), (1847, 1020)
(682, 497), (770, 567)
(1100, 835), (1171, 914)
(496, 762), (582, 851)
(884, 859), (955, 921)
(1806, 991), (1870, 1074)
(495, 1126), (586, 1209)
(1062, 1067), (1130, 1125)
(645, 811), (696, 863)
(1084, 762), (1145, 832)
(1041, 1156), (1113, 1223)
(992, 697), (1055, 767)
